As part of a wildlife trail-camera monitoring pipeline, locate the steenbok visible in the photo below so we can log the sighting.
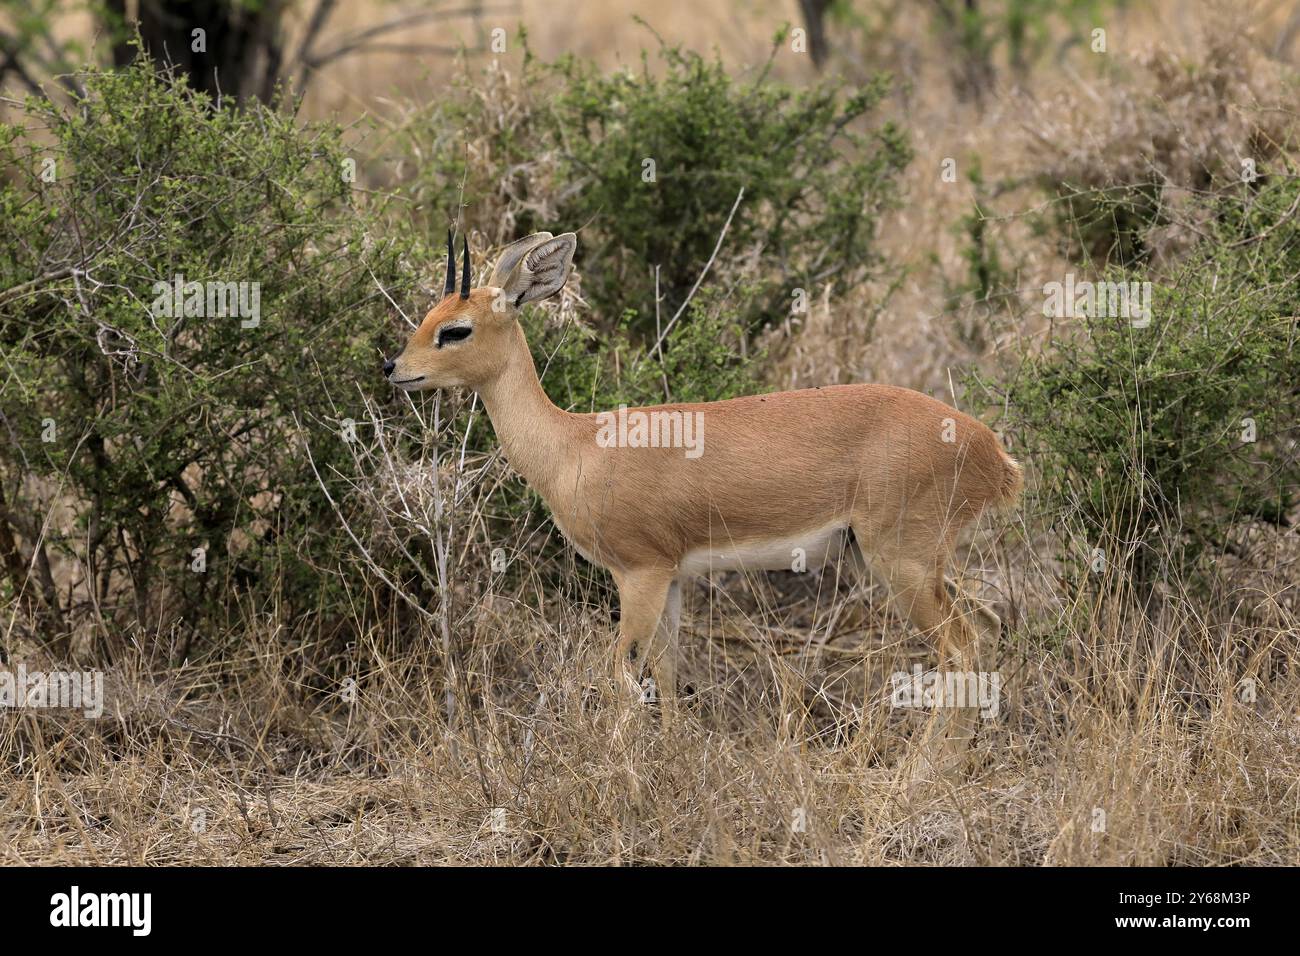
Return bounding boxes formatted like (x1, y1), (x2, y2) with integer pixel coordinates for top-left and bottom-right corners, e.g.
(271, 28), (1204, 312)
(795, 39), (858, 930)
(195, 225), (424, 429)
(386, 231), (1022, 776)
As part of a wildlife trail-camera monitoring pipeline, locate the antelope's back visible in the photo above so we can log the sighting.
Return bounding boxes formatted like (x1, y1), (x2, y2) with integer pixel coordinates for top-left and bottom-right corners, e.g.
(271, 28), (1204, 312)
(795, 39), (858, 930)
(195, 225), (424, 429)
(565, 384), (1016, 563)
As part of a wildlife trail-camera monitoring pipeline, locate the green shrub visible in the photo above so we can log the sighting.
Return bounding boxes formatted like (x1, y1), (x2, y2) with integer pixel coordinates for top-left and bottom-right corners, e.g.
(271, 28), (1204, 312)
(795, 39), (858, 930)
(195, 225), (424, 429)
(977, 172), (1300, 590)
(1051, 181), (1162, 270)
(0, 58), (419, 642)
(546, 38), (909, 338)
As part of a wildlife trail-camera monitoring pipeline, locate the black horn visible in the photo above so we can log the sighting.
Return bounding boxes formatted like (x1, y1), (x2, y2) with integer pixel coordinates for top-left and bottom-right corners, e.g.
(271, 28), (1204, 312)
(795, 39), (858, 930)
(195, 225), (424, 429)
(460, 235), (471, 299)
(443, 229), (456, 297)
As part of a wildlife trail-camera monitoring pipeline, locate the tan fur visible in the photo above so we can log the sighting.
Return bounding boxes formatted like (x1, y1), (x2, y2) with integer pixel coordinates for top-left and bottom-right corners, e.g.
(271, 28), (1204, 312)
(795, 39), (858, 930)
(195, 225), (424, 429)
(389, 233), (1022, 774)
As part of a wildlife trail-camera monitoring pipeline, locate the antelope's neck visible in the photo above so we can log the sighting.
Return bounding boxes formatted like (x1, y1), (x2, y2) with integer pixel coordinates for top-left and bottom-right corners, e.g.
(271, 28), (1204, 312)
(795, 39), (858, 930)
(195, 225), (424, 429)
(474, 332), (577, 499)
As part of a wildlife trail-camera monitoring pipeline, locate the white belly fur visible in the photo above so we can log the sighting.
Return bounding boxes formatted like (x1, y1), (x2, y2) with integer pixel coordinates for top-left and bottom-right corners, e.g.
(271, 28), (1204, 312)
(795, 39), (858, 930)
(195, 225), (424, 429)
(678, 523), (851, 577)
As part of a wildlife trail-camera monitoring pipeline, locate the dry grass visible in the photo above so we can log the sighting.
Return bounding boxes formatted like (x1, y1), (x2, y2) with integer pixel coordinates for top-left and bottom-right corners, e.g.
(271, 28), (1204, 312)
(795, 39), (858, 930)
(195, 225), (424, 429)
(4, 471), (1297, 864)
(3, 0), (1299, 866)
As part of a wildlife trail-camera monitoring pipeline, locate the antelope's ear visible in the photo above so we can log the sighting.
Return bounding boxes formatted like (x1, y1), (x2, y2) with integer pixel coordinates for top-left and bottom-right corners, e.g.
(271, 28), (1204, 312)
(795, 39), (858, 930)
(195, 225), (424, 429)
(494, 233), (576, 307)
(488, 232), (553, 289)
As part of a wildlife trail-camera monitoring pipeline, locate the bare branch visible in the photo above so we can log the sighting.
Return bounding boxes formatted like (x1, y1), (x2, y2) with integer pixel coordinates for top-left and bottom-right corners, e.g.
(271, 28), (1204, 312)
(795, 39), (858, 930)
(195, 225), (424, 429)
(640, 187), (745, 362)
(301, 4), (517, 71)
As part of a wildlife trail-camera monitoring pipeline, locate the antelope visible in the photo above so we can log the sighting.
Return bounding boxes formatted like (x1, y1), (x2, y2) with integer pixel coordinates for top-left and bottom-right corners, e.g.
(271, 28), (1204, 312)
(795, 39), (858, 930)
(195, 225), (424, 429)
(386, 231), (1022, 774)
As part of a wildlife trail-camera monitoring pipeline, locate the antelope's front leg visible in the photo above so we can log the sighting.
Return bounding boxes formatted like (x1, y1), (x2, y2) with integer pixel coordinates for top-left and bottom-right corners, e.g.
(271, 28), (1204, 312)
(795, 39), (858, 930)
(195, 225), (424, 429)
(612, 569), (675, 718)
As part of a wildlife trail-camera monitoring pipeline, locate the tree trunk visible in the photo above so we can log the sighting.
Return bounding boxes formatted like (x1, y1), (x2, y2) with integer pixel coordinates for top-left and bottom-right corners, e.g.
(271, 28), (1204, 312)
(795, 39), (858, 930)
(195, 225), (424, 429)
(108, 0), (288, 104)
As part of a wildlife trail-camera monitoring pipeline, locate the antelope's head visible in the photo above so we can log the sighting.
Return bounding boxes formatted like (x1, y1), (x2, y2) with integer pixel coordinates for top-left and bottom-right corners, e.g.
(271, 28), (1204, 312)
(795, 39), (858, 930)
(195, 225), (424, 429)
(384, 230), (576, 391)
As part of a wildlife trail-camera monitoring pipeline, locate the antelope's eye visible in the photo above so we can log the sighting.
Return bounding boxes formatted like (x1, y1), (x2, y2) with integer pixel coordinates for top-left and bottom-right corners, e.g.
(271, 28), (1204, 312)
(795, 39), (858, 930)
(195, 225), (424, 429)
(437, 324), (472, 348)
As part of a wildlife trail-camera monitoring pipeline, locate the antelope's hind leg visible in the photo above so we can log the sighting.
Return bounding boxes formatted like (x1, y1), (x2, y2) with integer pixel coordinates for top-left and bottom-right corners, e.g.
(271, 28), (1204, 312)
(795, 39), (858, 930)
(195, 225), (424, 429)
(650, 580), (682, 709)
(944, 576), (1002, 669)
(859, 531), (983, 783)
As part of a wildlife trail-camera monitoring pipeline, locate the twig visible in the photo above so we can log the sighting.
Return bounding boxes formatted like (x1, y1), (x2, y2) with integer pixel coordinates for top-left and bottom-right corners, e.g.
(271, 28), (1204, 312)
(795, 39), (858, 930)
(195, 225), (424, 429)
(369, 265), (416, 329)
(294, 412), (439, 625)
(640, 187), (744, 364)
(0, 266), (78, 308)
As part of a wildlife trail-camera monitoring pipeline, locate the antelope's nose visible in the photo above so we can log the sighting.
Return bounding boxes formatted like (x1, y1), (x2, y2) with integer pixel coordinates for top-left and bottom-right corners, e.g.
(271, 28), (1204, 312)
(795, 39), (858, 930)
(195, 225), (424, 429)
(383, 358), (396, 377)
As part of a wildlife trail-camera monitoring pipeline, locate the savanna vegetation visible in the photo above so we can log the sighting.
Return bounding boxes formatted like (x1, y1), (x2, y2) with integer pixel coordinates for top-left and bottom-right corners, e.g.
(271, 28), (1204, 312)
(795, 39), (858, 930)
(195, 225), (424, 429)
(0, 0), (1297, 865)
